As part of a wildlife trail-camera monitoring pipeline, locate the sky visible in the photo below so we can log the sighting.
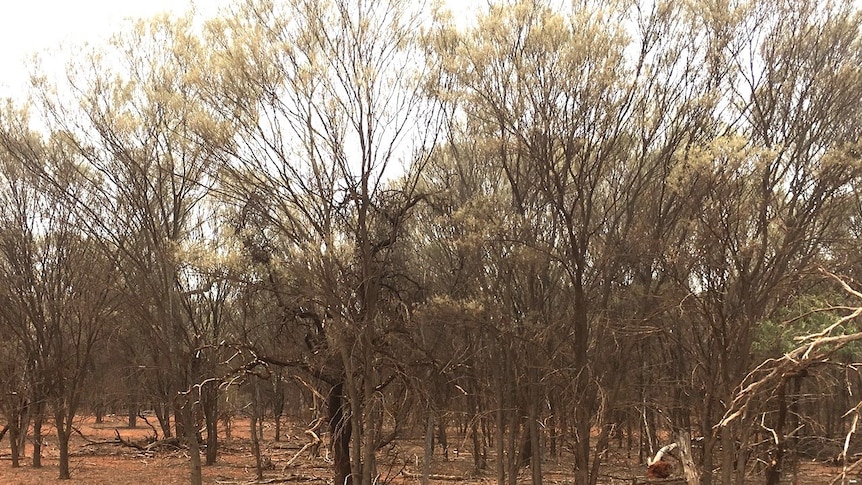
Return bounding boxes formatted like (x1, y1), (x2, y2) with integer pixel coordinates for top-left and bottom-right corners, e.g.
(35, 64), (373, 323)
(0, 0), (231, 99)
(0, 0), (484, 101)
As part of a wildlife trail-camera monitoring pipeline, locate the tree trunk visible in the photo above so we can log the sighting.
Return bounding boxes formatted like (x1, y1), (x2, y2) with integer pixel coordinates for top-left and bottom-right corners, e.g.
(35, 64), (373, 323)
(202, 379), (219, 465)
(675, 430), (701, 485)
(250, 385), (264, 481)
(720, 425), (735, 485)
(529, 392), (542, 485)
(470, 407), (486, 471)
(55, 405), (74, 480)
(273, 373), (284, 442)
(329, 382), (352, 485)
(32, 406), (43, 468)
(182, 397), (203, 485)
(495, 348), (507, 485)
(127, 386), (138, 429)
(58, 426), (71, 479)
(572, 285), (591, 485)
(9, 422), (20, 468)
(156, 400), (172, 438)
(573, 403), (591, 485)
(423, 412), (434, 485)
(765, 381), (788, 485)
(437, 416), (449, 460)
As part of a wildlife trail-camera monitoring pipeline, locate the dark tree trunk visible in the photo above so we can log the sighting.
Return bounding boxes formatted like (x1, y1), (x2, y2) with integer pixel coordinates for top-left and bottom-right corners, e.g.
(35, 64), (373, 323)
(156, 401), (172, 438)
(128, 403), (137, 429)
(8, 422), (20, 468)
(273, 373), (284, 442)
(32, 405), (43, 468)
(57, 424), (71, 480)
(250, 404), (263, 480)
(765, 381), (788, 485)
(467, 382), (486, 471)
(437, 415), (448, 460)
(127, 383), (139, 428)
(329, 382), (352, 485)
(423, 413), (434, 485)
(202, 379), (219, 465)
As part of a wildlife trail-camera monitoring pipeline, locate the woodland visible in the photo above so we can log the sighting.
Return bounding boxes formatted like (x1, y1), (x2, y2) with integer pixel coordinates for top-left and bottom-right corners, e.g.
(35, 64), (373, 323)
(1, 0), (862, 484)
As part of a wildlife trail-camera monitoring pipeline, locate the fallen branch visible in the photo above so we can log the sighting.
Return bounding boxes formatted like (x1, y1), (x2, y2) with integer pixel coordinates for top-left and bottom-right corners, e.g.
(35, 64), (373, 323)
(401, 469), (472, 481)
(112, 430), (180, 452)
(720, 271), (862, 429)
(114, 430), (146, 450)
(145, 437), (181, 451)
(829, 455), (862, 485)
(648, 443), (678, 466)
(215, 475), (325, 484)
(282, 419), (324, 470)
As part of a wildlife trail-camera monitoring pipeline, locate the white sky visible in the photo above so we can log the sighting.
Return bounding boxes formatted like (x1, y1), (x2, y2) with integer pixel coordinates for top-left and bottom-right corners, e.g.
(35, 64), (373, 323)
(0, 0), (232, 99)
(0, 0), (482, 101)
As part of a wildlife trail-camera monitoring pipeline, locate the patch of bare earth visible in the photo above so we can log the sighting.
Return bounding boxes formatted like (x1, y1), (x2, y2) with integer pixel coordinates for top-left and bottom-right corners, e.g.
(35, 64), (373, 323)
(0, 416), (852, 484)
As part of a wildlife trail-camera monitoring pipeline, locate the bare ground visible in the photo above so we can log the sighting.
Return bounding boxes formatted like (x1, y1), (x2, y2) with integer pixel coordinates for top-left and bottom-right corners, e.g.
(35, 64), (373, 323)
(0, 415), (849, 484)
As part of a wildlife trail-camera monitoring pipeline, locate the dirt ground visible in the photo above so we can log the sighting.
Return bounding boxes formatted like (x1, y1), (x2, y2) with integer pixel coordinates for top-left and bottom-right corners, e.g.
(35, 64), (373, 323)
(0, 415), (849, 484)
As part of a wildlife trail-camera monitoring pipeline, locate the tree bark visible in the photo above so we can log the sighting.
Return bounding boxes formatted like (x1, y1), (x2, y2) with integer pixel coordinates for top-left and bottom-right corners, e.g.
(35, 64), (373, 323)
(675, 430), (701, 485)
(58, 427), (71, 479)
(765, 381), (787, 485)
(182, 396), (203, 485)
(329, 382), (352, 485)
(9, 422), (20, 468)
(250, 384), (264, 481)
(202, 379), (219, 465)
(423, 412), (434, 485)
(32, 405), (43, 468)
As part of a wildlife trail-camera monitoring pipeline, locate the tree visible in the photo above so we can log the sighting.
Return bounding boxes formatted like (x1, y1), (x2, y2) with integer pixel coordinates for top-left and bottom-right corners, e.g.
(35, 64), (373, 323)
(0, 109), (120, 479)
(29, 13), (235, 484)
(206, 0), (442, 483)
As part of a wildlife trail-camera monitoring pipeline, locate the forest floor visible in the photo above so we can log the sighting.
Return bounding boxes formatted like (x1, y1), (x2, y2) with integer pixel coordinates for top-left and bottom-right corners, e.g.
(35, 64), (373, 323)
(0, 415), (849, 484)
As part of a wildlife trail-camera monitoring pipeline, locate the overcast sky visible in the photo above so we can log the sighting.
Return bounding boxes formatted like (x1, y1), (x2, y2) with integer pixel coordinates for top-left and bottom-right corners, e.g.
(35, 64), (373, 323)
(0, 0), (231, 99)
(0, 0), (483, 101)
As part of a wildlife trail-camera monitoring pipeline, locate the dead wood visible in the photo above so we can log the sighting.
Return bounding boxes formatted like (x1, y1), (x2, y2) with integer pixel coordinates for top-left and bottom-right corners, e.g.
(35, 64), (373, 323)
(214, 475), (325, 484)
(112, 429), (180, 452)
(400, 469), (473, 481)
(145, 437), (181, 451)
(282, 419), (324, 470)
(720, 270), (862, 429)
